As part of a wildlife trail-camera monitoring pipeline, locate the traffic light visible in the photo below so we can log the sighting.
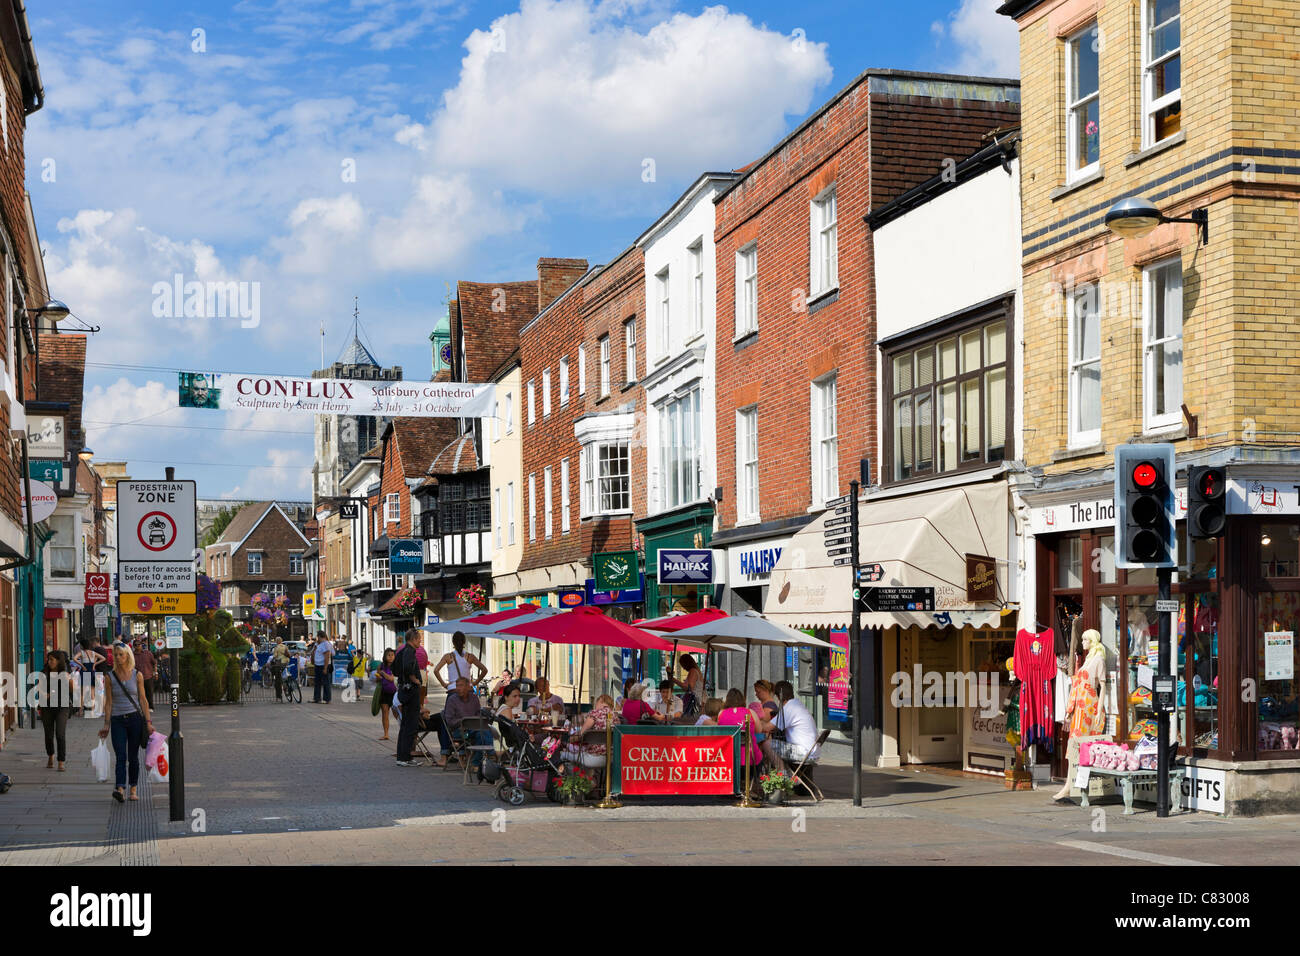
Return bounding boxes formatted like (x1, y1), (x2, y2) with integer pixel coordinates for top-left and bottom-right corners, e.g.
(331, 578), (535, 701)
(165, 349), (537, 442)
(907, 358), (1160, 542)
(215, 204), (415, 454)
(1186, 465), (1226, 539)
(1114, 444), (1176, 568)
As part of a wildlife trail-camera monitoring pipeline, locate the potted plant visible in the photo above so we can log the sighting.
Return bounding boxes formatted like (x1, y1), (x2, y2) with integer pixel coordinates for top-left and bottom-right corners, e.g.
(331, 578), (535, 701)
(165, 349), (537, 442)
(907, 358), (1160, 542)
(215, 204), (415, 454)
(394, 588), (422, 615)
(758, 770), (795, 805)
(455, 583), (487, 613)
(555, 767), (595, 807)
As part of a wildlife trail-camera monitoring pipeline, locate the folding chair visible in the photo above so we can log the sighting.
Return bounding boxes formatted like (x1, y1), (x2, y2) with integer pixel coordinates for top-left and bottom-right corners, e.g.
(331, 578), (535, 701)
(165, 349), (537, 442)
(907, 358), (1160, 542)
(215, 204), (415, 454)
(412, 712), (441, 767)
(788, 729), (831, 802)
(457, 716), (497, 786)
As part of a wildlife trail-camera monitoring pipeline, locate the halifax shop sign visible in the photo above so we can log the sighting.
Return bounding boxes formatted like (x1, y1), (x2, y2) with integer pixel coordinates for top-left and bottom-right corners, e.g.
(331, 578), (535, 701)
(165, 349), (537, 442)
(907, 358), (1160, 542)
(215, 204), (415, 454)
(657, 549), (717, 586)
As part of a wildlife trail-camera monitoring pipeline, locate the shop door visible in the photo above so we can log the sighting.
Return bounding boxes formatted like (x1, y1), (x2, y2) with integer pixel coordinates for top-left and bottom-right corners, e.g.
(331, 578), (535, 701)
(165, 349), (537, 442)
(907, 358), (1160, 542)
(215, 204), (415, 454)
(911, 629), (962, 764)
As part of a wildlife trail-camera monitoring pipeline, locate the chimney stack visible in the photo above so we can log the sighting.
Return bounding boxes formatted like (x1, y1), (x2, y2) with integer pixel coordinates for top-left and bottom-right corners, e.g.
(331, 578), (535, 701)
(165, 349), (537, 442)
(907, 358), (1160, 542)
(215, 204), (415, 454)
(537, 257), (589, 312)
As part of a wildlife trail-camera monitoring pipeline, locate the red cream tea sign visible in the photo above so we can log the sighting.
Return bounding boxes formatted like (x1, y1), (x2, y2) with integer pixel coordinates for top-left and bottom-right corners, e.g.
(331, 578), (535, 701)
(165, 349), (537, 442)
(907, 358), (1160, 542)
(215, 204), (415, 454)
(618, 733), (734, 795)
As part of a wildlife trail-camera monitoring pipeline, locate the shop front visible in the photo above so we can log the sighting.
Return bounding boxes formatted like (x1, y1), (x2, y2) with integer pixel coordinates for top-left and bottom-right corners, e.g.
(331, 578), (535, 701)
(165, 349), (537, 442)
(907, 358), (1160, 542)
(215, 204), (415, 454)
(765, 479), (1018, 771)
(1022, 468), (1300, 815)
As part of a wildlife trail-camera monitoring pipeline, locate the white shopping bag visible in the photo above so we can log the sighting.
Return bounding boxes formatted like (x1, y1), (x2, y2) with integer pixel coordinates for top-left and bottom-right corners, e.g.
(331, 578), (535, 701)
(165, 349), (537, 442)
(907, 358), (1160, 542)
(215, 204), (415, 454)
(148, 741), (170, 784)
(90, 740), (111, 783)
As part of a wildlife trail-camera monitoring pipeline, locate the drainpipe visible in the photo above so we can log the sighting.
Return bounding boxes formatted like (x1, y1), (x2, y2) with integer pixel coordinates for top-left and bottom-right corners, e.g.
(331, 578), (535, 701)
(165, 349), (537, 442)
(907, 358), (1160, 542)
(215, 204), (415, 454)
(0, 314), (39, 729)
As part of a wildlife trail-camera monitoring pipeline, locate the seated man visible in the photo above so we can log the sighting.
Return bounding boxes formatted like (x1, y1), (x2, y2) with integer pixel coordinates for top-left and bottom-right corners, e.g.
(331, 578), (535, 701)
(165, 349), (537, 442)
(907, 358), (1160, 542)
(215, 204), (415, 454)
(437, 677), (492, 768)
(526, 677), (565, 715)
(758, 680), (821, 775)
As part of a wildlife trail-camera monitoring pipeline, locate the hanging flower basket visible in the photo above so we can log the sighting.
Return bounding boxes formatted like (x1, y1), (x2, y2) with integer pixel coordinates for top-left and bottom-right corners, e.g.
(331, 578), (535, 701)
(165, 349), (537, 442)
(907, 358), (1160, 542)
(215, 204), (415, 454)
(455, 584), (487, 613)
(394, 588), (422, 615)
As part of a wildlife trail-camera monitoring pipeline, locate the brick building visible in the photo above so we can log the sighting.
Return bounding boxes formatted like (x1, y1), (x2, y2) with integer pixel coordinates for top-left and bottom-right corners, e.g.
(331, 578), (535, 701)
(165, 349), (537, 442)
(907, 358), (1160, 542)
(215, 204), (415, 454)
(998, 0), (1300, 813)
(205, 502), (312, 639)
(709, 70), (1020, 705)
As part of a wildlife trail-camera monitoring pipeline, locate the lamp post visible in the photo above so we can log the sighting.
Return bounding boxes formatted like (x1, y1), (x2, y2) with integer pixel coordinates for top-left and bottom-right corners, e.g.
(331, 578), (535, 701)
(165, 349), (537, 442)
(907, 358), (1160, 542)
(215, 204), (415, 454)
(1104, 196), (1208, 246)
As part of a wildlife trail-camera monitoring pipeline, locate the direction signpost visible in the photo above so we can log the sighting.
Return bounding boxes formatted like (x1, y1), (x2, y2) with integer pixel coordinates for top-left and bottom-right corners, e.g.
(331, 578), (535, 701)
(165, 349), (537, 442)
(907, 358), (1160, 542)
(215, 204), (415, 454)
(116, 470), (195, 823)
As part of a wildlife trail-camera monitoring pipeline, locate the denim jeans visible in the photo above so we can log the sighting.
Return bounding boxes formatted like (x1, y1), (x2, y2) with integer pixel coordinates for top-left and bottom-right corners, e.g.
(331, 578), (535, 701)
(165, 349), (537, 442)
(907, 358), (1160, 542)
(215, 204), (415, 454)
(313, 663), (332, 702)
(110, 712), (145, 788)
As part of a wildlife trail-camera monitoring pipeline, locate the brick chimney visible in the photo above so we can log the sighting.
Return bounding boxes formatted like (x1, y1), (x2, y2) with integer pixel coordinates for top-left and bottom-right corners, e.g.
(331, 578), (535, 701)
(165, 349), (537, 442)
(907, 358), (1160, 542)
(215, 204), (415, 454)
(537, 257), (588, 312)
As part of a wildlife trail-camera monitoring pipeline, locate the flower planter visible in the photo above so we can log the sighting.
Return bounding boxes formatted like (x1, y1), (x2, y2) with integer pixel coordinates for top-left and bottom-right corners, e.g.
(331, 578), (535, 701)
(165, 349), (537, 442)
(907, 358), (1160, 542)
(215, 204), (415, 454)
(765, 789), (788, 806)
(562, 791), (587, 808)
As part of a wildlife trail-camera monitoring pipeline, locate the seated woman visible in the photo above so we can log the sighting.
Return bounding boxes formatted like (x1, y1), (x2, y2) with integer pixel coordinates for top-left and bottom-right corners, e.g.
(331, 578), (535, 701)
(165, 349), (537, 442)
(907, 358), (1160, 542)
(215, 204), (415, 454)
(495, 684), (525, 721)
(694, 697), (725, 726)
(620, 682), (660, 724)
(565, 694), (617, 765)
(654, 679), (683, 722)
(717, 688), (763, 771)
(490, 669), (514, 698)
(750, 680), (779, 744)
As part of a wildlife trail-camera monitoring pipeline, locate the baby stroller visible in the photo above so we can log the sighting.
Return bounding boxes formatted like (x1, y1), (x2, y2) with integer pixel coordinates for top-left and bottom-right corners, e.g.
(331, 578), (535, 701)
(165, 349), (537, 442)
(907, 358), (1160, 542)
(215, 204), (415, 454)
(494, 715), (564, 806)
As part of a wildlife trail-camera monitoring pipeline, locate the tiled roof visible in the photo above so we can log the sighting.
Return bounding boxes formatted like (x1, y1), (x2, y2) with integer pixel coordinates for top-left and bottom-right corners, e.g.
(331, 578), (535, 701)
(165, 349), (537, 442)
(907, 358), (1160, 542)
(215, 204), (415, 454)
(215, 502), (273, 545)
(391, 418), (457, 477)
(429, 433), (480, 477)
(454, 279), (537, 382)
(37, 333), (87, 450)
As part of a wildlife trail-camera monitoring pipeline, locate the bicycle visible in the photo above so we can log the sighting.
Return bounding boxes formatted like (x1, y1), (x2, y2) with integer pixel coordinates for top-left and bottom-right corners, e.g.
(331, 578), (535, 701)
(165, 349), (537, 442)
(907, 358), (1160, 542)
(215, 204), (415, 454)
(281, 663), (302, 703)
(241, 659), (255, 695)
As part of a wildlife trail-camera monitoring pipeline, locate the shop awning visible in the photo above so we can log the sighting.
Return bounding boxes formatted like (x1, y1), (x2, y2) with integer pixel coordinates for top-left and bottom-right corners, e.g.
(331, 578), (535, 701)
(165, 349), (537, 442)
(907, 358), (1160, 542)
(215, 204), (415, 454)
(763, 480), (1012, 631)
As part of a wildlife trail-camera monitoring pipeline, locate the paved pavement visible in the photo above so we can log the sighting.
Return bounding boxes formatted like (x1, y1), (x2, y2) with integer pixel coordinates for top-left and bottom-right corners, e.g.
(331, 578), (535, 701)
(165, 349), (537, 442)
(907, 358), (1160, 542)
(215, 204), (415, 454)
(9, 692), (1300, 865)
(0, 707), (160, 865)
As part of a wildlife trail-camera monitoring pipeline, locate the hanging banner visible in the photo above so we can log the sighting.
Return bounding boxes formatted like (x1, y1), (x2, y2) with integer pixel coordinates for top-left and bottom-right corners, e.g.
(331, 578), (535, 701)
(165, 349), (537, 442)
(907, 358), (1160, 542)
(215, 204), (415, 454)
(178, 371), (495, 418)
(829, 627), (850, 722)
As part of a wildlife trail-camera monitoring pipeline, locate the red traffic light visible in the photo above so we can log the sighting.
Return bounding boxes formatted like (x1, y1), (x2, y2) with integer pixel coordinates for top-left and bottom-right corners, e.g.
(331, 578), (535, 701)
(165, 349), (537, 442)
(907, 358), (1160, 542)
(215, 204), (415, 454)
(1132, 462), (1158, 488)
(1195, 467), (1225, 500)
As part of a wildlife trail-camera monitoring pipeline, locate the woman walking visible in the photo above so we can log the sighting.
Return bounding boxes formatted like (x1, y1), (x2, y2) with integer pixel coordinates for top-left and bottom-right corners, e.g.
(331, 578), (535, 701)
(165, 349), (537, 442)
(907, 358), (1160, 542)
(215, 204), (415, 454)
(98, 642), (154, 803)
(37, 650), (74, 771)
(375, 648), (397, 740)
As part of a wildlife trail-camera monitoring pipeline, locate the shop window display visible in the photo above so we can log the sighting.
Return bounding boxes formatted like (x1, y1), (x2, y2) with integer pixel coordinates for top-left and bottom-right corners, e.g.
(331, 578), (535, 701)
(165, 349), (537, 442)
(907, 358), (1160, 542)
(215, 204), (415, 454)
(1257, 591), (1300, 751)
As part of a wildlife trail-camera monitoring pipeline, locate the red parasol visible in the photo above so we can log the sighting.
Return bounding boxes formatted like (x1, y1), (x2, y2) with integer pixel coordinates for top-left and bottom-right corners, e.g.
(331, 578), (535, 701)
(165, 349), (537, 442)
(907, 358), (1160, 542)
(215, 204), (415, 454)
(501, 605), (675, 651)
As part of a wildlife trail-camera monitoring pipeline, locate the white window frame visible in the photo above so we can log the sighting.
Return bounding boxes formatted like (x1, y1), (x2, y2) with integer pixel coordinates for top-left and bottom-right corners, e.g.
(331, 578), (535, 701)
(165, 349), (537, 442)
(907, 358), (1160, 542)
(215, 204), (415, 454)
(689, 239), (704, 335)
(1141, 0), (1181, 149)
(507, 482), (516, 545)
(561, 457), (571, 533)
(491, 399), (500, 440)
(527, 379), (536, 425)
(247, 550), (263, 575)
(624, 318), (637, 383)
(810, 186), (838, 298)
(528, 473), (536, 542)
(385, 493), (400, 525)
(736, 406), (759, 522)
(494, 488), (502, 549)
(657, 387), (703, 512)
(1068, 284), (1102, 448)
(542, 368), (552, 418)
(289, 552), (304, 575)
(810, 375), (838, 508)
(1065, 24), (1101, 182)
(735, 242), (757, 337)
(599, 335), (611, 398)
(505, 391), (514, 434)
(656, 267), (670, 357)
(559, 356), (569, 406)
(544, 466), (553, 539)
(580, 441), (631, 517)
(578, 345), (587, 395)
(370, 557), (391, 591)
(1142, 258), (1184, 433)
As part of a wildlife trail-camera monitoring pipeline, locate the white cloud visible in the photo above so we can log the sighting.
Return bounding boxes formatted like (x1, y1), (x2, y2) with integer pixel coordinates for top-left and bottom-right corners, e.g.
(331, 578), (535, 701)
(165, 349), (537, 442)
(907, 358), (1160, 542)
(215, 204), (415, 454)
(932, 0), (1021, 77)
(428, 0), (834, 194)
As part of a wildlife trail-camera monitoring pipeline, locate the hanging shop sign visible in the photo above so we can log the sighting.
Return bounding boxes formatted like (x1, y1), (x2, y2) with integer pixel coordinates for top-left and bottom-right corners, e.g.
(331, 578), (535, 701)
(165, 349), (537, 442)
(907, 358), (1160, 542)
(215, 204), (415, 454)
(178, 370), (495, 419)
(26, 415), (65, 458)
(303, 593), (317, 616)
(828, 627), (850, 722)
(965, 554), (998, 603)
(656, 548), (717, 585)
(20, 479), (57, 525)
(84, 573), (110, 605)
(557, 589), (586, 608)
(389, 538), (424, 575)
(727, 538), (792, 586)
(612, 726), (741, 796)
(584, 574), (645, 606)
(28, 459), (62, 482)
(593, 550), (639, 591)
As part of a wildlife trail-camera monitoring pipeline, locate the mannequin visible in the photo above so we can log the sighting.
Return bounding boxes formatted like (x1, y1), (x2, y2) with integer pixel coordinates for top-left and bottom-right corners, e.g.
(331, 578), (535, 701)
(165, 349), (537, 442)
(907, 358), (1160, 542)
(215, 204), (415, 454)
(1053, 628), (1108, 802)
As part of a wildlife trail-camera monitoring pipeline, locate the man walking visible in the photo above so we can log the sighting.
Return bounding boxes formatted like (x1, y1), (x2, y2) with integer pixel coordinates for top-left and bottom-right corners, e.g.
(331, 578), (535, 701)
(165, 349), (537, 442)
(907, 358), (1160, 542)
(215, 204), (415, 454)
(312, 632), (333, 704)
(133, 639), (157, 709)
(394, 629), (425, 766)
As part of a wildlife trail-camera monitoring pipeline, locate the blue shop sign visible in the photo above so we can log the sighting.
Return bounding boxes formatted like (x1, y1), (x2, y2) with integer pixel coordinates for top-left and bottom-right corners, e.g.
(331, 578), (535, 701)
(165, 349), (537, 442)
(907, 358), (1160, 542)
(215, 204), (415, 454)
(657, 548), (716, 585)
(389, 538), (424, 575)
(584, 574), (645, 606)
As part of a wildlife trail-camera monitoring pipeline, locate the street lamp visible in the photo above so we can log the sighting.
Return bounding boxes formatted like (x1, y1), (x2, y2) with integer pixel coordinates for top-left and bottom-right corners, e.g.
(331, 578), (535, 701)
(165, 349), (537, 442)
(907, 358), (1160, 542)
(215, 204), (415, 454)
(78, 446), (94, 461)
(31, 299), (70, 321)
(1104, 196), (1208, 245)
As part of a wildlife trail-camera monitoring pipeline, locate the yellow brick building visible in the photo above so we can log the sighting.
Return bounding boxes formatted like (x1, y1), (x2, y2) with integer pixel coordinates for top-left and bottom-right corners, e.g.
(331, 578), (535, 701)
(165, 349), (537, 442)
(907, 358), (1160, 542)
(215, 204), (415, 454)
(1000, 0), (1300, 814)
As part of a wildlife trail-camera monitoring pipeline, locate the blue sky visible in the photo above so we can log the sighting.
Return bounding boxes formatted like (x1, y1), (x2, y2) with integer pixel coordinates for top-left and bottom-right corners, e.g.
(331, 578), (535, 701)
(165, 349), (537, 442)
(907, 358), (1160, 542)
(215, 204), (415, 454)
(25, 0), (1018, 500)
